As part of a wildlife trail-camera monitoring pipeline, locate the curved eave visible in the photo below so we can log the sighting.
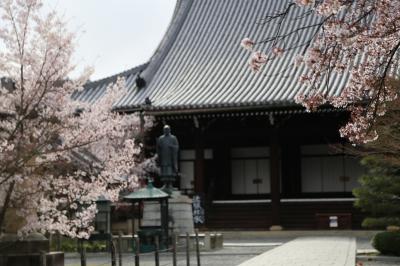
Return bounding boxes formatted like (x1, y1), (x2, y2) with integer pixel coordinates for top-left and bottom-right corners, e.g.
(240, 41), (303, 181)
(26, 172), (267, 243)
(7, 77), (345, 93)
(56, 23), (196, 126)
(114, 100), (296, 113)
(115, 101), (346, 117)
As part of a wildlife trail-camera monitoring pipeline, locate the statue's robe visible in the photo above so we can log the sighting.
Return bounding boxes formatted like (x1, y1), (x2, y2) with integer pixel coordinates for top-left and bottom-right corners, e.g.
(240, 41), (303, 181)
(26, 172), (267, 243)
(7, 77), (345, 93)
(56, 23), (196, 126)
(156, 134), (179, 177)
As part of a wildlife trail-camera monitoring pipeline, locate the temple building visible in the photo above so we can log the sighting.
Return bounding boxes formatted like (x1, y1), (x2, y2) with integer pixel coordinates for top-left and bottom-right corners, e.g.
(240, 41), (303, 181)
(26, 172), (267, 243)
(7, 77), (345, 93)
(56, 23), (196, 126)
(76, 0), (366, 230)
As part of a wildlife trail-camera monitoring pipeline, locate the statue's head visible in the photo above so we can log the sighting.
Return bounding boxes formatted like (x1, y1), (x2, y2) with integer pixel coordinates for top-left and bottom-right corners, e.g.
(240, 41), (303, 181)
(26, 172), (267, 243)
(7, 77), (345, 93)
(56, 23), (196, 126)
(163, 125), (171, 135)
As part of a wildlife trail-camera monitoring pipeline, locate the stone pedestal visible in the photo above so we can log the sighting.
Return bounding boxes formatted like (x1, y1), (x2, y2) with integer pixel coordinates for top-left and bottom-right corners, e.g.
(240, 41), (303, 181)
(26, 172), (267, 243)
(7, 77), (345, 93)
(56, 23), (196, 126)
(142, 191), (194, 234)
(0, 252), (64, 266)
(270, 225), (283, 231)
(0, 233), (64, 266)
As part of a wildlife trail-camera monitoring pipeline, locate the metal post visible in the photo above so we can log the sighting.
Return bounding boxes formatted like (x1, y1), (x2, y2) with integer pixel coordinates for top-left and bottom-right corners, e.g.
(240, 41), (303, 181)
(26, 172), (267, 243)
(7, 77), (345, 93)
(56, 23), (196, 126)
(155, 235), (160, 266)
(79, 240), (86, 266)
(40, 251), (47, 266)
(160, 198), (169, 246)
(56, 234), (61, 251)
(134, 235), (140, 266)
(118, 233), (123, 266)
(195, 229), (201, 266)
(110, 239), (117, 266)
(186, 232), (190, 266)
(172, 234), (177, 266)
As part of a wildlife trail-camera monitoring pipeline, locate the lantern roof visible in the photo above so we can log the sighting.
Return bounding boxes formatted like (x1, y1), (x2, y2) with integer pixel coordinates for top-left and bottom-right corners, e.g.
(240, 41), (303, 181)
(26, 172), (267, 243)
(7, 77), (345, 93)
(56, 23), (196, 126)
(124, 181), (169, 201)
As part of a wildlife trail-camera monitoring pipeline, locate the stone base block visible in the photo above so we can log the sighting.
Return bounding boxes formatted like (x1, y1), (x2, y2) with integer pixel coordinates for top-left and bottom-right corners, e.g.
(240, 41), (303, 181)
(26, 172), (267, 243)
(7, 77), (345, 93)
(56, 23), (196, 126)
(0, 251), (64, 266)
(142, 191), (194, 234)
(270, 225), (283, 231)
(204, 233), (223, 250)
(0, 233), (49, 254)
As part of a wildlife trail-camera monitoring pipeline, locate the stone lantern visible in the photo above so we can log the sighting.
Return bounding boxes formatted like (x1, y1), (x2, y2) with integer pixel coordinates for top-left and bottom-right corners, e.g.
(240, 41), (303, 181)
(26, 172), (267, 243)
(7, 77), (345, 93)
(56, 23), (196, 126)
(94, 196), (111, 235)
(124, 180), (169, 251)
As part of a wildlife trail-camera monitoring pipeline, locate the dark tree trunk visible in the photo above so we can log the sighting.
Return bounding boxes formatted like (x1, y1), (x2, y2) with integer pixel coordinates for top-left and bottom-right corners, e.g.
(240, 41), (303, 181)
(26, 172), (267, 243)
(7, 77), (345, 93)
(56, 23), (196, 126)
(0, 181), (15, 232)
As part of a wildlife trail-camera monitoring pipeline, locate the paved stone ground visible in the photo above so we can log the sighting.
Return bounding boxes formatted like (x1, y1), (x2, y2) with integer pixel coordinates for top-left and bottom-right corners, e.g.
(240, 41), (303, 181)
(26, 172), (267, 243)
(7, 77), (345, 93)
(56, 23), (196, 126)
(356, 237), (400, 266)
(361, 262), (400, 266)
(64, 246), (275, 266)
(237, 237), (356, 266)
(64, 235), (400, 266)
(357, 237), (372, 249)
(357, 256), (400, 266)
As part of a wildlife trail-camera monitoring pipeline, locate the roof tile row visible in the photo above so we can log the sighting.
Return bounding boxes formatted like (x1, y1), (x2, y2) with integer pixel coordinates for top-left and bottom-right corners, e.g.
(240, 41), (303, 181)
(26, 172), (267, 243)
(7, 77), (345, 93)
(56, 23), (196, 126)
(77, 0), (349, 114)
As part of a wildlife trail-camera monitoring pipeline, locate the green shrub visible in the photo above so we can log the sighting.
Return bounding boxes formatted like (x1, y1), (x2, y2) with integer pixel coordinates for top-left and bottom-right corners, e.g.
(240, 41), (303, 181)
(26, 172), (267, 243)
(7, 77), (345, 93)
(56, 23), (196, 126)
(372, 231), (400, 256)
(61, 241), (77, 252)
(50, 236), (107, 252)
(84, 241), (107, 252)
(49, 235), (77, 252)
(362, 217), (400, 229)
(353, 155), (400, 230)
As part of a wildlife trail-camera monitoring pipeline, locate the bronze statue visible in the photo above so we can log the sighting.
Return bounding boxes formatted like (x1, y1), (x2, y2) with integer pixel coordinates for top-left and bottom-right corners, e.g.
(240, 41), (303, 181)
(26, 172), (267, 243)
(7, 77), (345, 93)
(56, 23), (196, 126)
(156, 125), (179, 190)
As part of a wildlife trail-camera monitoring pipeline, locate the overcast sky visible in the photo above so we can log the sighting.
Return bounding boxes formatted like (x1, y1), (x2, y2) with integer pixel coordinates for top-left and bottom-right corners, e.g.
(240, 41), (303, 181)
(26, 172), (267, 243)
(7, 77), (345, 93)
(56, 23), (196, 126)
(43, 0), (177, 80)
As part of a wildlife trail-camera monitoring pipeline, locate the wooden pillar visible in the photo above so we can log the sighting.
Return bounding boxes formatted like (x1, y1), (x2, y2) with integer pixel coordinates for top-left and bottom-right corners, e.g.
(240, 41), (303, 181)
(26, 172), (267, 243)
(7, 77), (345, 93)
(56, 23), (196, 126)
(213, 144), (230, 199)
(269, 127), (281, 229)
(281, 143), (301, 197)
(194, 128), (205, 194)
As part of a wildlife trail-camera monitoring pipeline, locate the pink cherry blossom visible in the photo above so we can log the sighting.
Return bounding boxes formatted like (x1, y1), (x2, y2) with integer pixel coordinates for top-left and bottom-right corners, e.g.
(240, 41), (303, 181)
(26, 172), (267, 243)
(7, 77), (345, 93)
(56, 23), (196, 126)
(294, 55), (304, 67)
(241, 37), (255, 50)
(242, 0), (400, 143)
(272, 47), (284, 57)
(249, 51), (268, 72)
(295, 0), (314, 7)
(0, 0), (152, 238)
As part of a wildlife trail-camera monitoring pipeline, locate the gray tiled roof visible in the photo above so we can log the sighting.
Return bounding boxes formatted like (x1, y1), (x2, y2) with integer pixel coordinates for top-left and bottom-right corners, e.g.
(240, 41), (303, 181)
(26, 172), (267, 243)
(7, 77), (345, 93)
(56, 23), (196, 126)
(89, 0), (350, 113)
(72, 63), (148, 104)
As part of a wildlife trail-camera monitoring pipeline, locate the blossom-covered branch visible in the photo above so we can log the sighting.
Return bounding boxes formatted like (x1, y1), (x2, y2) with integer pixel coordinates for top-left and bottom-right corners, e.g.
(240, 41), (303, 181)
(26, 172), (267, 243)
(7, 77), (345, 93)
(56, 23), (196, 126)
(241, 0), (400, 144)
(0, 0), (152, 238)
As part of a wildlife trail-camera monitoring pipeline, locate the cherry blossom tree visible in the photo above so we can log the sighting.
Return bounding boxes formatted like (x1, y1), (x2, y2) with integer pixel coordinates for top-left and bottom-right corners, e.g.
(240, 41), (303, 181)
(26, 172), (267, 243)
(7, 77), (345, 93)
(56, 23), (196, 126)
(0, 0), (151, 238)
(241, 0), (400, 144)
